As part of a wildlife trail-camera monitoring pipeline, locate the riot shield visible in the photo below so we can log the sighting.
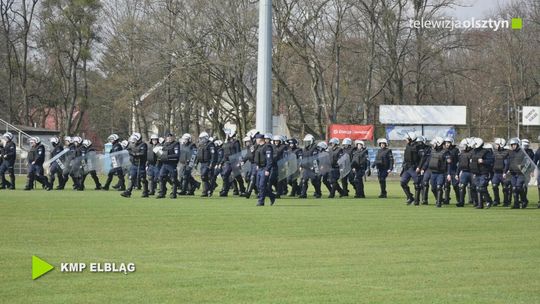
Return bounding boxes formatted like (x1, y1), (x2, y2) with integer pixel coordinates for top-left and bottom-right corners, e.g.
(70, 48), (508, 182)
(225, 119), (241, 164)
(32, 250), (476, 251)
(277, 151), (298, 181)
(43, 148), (69, 175)
(228, 150), (246, 181)
(338, 154), (352, 179)
(300, 152), (331, 176)
(82, 151), (99, 173)
(178, 146), (191, 165)
(317, 152), (331, 175)
(187, 147), (198, 169)
(520, 148), (538, 184)
(97, 150), (131, 175)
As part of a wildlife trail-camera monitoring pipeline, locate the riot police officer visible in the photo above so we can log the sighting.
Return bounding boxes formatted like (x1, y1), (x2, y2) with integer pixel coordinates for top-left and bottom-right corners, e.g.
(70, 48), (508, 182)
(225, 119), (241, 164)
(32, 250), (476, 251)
(102, 134), (126, 191)
(443, 137), (460, 205)
(220, 130), (242, 197)
(505, 138), (528, 209)
(287, 138), (303, 197)
(254, 133), (276, 206)
(341, 138), (354, 196)
(121, 133), (149, 198)
(271, 135), (288, 197)
(351, 140), (369, 198)
(426, 137), (449, 207)
(48, 136), (65, 189)
(0, 132), (16, 189)
(197, 132), (217, 197)
(328, 138), (345, 198)
(241, 134), (259, 199)
(470, 137), (494, 209)
(25, 137), (52, 191)
(179, 133), (200, 195)
(492, 138), (510, 206)
(456, 138), (476, 207)
(157, 133), (180, 199)
(299, 134), (322, 199)
(400, 132), (421, 205)
(57, 136), (78, 190)
(147, 134), (160, 195)
(80, 139), (102, 190)
(372, 138), (394, 198)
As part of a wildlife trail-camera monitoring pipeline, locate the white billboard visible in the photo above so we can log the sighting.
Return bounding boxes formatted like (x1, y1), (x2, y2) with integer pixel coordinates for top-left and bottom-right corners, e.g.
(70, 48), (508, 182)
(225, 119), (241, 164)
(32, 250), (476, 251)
(386, 125), (456, 141)
(522, 107), (540, 126)
(379, 105), (467, 125)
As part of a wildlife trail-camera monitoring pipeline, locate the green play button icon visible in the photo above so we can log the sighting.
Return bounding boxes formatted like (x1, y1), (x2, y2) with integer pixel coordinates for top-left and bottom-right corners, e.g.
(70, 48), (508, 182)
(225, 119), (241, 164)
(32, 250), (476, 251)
(32, 256), (54, 280)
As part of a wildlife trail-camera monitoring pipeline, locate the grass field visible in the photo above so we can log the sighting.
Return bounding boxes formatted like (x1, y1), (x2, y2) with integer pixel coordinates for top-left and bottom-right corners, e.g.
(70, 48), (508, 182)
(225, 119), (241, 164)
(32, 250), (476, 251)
(1, 178), (539, 303)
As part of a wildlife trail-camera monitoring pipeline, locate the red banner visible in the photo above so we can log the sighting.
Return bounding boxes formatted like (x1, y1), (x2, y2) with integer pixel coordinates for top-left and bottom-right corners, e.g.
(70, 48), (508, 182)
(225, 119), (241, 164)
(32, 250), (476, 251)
(327, 124), (374, 141)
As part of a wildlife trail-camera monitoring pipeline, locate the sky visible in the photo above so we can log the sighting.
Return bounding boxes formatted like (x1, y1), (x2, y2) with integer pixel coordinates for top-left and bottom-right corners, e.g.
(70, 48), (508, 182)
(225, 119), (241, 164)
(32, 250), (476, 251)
(449, 0), (513, 20)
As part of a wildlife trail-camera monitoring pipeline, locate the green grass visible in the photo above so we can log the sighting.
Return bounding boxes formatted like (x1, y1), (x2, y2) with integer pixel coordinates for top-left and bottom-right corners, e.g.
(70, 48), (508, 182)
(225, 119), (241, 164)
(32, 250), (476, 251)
(1, 178), (539, 303)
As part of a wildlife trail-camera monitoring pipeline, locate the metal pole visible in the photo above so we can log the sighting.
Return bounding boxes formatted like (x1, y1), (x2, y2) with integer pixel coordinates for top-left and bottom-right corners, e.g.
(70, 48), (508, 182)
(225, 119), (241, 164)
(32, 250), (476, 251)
(255, 0), (273, 134)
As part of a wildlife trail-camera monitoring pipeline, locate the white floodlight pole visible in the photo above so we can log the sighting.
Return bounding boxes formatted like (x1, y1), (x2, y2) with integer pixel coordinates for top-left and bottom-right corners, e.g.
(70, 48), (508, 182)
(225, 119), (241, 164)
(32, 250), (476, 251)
(256, 0), (273, 133)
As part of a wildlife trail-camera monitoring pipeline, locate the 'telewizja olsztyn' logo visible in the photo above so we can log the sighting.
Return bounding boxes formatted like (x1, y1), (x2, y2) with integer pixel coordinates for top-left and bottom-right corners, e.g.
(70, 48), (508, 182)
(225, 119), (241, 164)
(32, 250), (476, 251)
(409, 17), (523, 31)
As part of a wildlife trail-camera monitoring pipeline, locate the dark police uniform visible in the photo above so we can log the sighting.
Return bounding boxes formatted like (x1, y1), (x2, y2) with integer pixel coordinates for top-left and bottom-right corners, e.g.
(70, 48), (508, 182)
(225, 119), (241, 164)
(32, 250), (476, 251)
(180, 141), (200, 195)
(420, 144), (432, 204)
(25, 142), (51, 190)
(157, 140), (180, 199)
(122, 140), (148, 197)
(341, 145), (355, 196)
(272, 141), (288, 197)
(102, 140), (126, 191)
(328, 144), (344, 198)
(0, 140), (16, 189)
(401, 141), (422, 204)
(49, 143), (65, 189)
(299, 143), (322, 199)
(220, 139), (241, 196)
(427, 146), (450, 207)
(372, 147), (394, 198)
(287, 142), (303, 197)
(492, 147), (510, 206)
(351, 147), (369, 198)
(470, 147), (494, 208)
(242, 141), (259, 199)
(254, 140), (276, 206)
(456, 147), (476, 207)
(506, 148), (528, 209)
(147, 142), (160, 195)
(443, 145), (460, 205)
(80, 145), (101, 190)
(197, 140), (217, 196)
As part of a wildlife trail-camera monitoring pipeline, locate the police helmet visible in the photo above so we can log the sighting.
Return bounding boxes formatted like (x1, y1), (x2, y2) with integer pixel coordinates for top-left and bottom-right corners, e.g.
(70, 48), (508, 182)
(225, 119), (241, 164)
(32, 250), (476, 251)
(121, 140), (129, 149)
(508, 138), (520, 146)
(158, 137), (165, 144)
(405, 131), (417, 141)
(473, 137), (484, 149)
(416, 135), (426, 144)
(484, 143), (493, 150)
(199, 132), (209, 139)
(150, 134), (159, 140)
(272, 135), (282, 142)
(342, 138), (352, 146)
(458, 138), (469, 149)
(329, 138), (340, 145)
(3, 132), (13, 141)
(443, 137), (454, 145)
(317, 141), (328, 150)
(521, 139), (530, 147)
(224, 128), (235, 139)
(214, 139), (223, 147)
(288, 138), (299, 146)
(243, 136), (251, 143)
(182, 133), (192, 141)
(377, 138), (388, 146)
(264, 133), (273, 140)
(432, 136), (444, 147)
(354, 140), (365, 147)
(494, 138), (506, 147)
(82, 139), (92, 147)
(29, 137), (38, 145)
(107, 134), (119, 143)
(129, 135), (138, 143)
(246, 129), (259, 139)
(50, 136), (59, 145)
(131, 132), (142, 142)
(73, 136), (82, 144)
(303, 134), (315, 145)
(281, 135), (288, 142)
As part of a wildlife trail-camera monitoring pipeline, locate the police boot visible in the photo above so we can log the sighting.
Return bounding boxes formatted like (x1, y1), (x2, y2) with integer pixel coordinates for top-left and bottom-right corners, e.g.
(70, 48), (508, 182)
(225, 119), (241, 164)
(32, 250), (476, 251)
(414, 187), (421, 206)
(288, 181), (297, 197)
(232, 180), (239, 196)
(485, 192), (494, 208)
(520, 189), (528, 209)
(298, 180), (308, 199)
(0, 175), (7, 189)
(503, 186), (511, 207)
(443, 184), (451, 205)
(117, 176), (126, 191)
(378, 181), (387, 198)
(141, 179), (149, 198)
(169, 180), (176, 199)
(243, 179), (255, 199)
(358, 181), (366, 198)
(121, 183), (133, 198)
(422, 184), (429, 205)
(314, 181), (322, 199)
(470, 187), (478, 207)
(149, 180), (157, 195)
(341, 179), (349, 197)
(492, 186), (500, 206)
(24, 174), (35, 190)
(156, 179), (167, 199)
(436, 186), (443, 208)
(512, 190), (521, 209)
(457, 185), (466, 207)
(102, 175), (113, 190)
(475, 191), (484, 209)
(8, 174), (15, 189)
(237, 178), (246, 194)
(401, 184), (414, 205)
(92, 174), (101, 190)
